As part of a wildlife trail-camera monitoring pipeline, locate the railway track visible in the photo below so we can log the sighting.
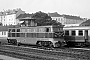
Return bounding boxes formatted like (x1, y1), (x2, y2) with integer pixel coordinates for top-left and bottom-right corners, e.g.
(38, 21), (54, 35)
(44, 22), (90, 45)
(0, 45), (89, 60)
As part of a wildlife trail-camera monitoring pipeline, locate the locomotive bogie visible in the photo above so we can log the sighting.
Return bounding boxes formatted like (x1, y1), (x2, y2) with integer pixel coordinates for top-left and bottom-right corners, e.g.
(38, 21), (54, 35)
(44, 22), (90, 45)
(7, 37), (65, 47)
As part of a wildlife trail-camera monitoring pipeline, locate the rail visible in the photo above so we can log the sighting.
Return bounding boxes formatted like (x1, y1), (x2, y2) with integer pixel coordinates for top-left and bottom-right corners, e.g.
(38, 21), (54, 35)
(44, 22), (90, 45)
(0, 45), (89, 60)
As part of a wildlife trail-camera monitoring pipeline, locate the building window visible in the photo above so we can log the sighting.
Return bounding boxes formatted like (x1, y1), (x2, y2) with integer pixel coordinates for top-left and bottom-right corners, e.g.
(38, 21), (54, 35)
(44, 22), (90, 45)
(14, 22), (15, 24)
(79, 30), (83, 36)
(58, 18), (60, 22)
(4, 32), (6, 35)
(2, 32), (3, 35)
(2, 31), (6, 35)
(71, 30), (76, 36)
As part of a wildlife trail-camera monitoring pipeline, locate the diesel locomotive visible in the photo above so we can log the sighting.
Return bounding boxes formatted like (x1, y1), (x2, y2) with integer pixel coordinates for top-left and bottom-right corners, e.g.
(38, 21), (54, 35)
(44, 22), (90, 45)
(7, 25), (66, 47)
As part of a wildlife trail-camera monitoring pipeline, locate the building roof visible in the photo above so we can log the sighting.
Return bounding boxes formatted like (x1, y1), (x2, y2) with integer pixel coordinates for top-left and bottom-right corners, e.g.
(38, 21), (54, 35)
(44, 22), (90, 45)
(48, 12), (62, 17)
(48, 12), (83, 20)
(80, 19), (90, 26)
(16, 14), (34, 20)
(63, 14), (83, 20)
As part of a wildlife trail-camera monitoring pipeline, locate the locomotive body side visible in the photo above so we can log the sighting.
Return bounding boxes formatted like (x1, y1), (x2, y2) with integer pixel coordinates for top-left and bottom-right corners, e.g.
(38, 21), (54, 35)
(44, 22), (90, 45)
(7, 25), (66, 47)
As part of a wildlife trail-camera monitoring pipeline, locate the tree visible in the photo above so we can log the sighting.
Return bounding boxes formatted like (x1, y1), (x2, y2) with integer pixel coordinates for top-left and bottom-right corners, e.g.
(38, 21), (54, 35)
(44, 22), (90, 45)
(32, 11), (63, 26)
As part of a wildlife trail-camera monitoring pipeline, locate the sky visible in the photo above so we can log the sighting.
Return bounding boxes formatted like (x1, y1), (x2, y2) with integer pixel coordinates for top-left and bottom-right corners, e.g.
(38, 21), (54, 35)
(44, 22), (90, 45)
(0, 0), (90, 18)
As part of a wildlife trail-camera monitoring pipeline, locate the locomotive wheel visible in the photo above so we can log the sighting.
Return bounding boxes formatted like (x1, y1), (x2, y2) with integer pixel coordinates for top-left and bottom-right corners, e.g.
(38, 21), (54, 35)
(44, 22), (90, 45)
(55, 42), (61, 47)
(80, 43), (84, 47)
(17, 43), (21, 46)
(49, 43), (54, 48)
(36, 41), (42, 47)
(76, 43), (84, 47)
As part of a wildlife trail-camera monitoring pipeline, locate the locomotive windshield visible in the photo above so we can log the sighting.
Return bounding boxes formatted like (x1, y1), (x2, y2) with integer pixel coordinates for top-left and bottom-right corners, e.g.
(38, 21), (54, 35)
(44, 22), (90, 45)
(54, 31), (64, 38)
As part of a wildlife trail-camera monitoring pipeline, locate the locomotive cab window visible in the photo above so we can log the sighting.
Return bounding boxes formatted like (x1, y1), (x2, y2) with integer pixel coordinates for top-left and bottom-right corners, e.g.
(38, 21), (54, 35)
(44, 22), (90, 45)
(79, 30), (83, 36)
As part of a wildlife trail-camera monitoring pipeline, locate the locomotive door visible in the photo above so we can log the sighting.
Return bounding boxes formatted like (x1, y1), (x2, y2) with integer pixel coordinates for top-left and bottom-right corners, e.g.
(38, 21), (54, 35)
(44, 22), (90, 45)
(84, 30), (88, 42)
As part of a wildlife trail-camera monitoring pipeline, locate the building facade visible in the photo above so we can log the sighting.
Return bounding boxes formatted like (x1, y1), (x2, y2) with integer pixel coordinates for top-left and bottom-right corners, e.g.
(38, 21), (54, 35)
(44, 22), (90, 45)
(48, 12), (87, 27)
(48, 12), (65, 24)
(0, 8), (25, 26)
(0, 26), (9, 37)
(80, 19), (90, 26)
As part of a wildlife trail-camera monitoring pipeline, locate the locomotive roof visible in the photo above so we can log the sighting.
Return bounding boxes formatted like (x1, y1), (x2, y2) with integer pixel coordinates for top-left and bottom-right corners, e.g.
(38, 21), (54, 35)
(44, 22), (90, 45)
(8, 25), (63, 29)
(63, 26), (90, 30)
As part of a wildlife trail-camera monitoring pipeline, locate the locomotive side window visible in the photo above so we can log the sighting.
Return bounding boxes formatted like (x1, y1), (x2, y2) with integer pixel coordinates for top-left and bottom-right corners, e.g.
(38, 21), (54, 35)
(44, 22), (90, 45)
(27, 33), (33, 37)
(46, 28), (49, 32)
(9, 29), (11, 32)
(71, 30), (76, 36)
(12, 33), (15, 37)
(45, 33), (49, 38)
(65, 30), (69, 35)
(32, 33), (37, 38)
(16, 33), (20, 37)
(37, 33), (45, 38)
(49, 33), (53, 38)
(17, 29), (20, 32)
(79, 30), (83, 36)
(20, 33), (25, 37)
(2, 31), (6, 35)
